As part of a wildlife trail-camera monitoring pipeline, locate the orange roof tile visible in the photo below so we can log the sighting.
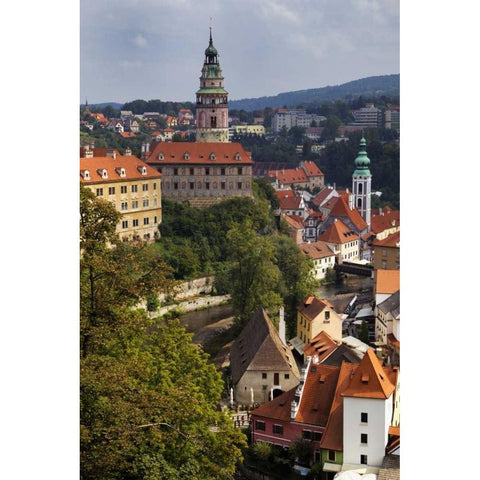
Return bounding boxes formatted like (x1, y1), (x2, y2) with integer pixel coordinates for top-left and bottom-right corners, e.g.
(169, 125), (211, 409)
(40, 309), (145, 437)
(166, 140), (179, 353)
(318, 219), (359, 244)
(329, 196), (367, 232)
(301, 161), (324, 177)
(303, 331), (338, 361)
(276, 191), (303, 210)
(371, 207), (400, 234)
(80, 155), (161, 183)
(375, 270), (400, 294)
(267, 168), (309, 184)
(341, 348), (395, 399)
(312, 187), (336, 207)
(372, 231), (400, 248)
(145, 142), (253, 165)
(283, 214), (305, 230)
(299, 241), (336, 260)
(298, 295), (336, 322)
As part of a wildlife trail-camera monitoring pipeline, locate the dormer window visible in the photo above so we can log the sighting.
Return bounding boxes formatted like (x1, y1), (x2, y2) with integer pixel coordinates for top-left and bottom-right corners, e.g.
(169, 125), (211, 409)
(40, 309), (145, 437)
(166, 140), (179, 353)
(97, 168), (108, 179)
(137, 165), (147, 175)
(82, 170), (90, 180)
(158, 153), (164, 161)
(184, 152), (190, 160)
(209, 152), (216, 161)
(234, 152), (241, 160)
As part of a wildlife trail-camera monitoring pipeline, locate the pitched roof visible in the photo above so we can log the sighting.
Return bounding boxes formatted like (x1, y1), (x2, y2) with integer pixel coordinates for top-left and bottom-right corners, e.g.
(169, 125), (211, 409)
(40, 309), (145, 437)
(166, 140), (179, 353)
(283, 214), (305, 230)
(230, 309), (300, 385)
(80, 147), (122, 158)
(297, 295), (336, 322)
(80, 155), (161, 183)
(372, 231), (400, 248)
(329, 196), (367, 232)
(312, 187), (337, 207)
(267, 168), (308, 184)
(145, 142), (253, 165)
(320, 362), (358, 451)
(375, 270), (400, 295)
(378, 290), (400, 316)
(371, 207), (400, 234)
(341, 348), (395, 399)
(301, 161), (324, 177)
(276, 190), (303, 210)
(299, 241), (336, 260)
(378, 454), (400, 480)
(318, 219), (359, 244)
(302, 331), (338, 361)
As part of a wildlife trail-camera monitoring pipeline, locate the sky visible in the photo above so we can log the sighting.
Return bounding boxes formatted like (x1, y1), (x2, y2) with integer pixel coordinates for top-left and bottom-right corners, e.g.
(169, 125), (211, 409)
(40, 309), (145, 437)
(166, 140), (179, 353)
(80, 0), (399, 104)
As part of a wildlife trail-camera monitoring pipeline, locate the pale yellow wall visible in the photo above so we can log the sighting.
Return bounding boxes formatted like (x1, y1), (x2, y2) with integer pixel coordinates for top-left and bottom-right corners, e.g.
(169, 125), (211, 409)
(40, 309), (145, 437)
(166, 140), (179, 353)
(85, 176), (162, 242)
(296, 306), (343, 344)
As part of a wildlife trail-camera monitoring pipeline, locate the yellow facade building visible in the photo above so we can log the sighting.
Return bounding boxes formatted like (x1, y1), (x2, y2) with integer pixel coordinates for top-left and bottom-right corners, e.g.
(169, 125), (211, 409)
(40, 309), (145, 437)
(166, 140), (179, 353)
(80, 147), (162, 242)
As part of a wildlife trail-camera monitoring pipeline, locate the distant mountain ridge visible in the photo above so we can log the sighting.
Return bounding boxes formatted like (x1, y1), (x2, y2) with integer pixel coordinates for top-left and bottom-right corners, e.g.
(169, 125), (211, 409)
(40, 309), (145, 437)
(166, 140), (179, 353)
(229, 74), (399, 111)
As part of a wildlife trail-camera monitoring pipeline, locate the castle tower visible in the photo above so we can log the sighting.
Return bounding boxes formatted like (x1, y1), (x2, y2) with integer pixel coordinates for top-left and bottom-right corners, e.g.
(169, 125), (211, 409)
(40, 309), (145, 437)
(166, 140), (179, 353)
(195, 28), (229, 143)
(351, 136), (372, 230)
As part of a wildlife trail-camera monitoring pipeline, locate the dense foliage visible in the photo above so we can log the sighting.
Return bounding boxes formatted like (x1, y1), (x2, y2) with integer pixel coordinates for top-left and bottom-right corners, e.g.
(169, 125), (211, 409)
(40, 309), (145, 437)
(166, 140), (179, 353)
(80, 186), (246, 479)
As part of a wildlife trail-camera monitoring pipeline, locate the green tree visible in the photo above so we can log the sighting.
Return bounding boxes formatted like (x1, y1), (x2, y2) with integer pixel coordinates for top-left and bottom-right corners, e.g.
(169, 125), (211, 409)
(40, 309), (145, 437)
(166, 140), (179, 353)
(224, 220), (283, 325)
(80, 187), (246, 479)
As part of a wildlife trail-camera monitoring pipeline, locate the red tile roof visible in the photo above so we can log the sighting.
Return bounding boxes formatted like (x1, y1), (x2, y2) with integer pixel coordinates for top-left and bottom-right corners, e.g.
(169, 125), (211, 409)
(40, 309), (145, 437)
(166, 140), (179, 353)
(80, 155), (161, 183)
(318, 219), (359, 244)
(297, 295), (335, 322)
(283, 214), (305, 230)
(301, 161), (324, 177)
(341, 348), (395, 399)
(119, 132), (136, 138)
(302, 331), (338, 361)
(371, 207), (400, 234)
(312, 187), (336, 207)
(145, 142), (253, 165)
(267, 168), (309, 184)
(372, 231), (400, 248)
(329, 196), (367, 232)
(375, 270), (400, 295)
(299, 241), (335, 260)
(276, 190), (303, 210)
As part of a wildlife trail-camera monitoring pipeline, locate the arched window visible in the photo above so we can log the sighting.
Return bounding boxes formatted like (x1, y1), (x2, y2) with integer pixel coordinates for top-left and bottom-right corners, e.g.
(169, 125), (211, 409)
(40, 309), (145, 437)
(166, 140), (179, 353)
(358, 183), (363, 195)
(357, 198), (362, 208)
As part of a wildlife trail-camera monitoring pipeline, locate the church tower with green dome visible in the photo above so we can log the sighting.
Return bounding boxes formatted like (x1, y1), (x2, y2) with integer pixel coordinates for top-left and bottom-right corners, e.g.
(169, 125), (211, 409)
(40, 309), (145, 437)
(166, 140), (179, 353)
(195, 28), (229, 143)
(351, 135), (372, 230)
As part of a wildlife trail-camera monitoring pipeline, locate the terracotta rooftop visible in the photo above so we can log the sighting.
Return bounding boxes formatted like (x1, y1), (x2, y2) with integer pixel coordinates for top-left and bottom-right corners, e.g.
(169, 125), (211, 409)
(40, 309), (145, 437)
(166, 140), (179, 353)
(318, 219), (359, 244)
(375, 270), (400, 295)
(371, 207), (400, 234)
(302, 331), (338, 362)
(267, 168), (309, 185)
(299, 241), (336, 260)
(230, 308), (300, 386)
(145, 141), (253, 165)
(301, 161), (324, 177)
(283, 214), (305, 230)
(276, 190), (303, 211)
(329, 196), (367, 232)
(341, 348), (395, 399)
(372, 231), (400, 248)
(312, 187), (337, 207)
(80, 155), (161, 183)
(297, 295), (336, 322)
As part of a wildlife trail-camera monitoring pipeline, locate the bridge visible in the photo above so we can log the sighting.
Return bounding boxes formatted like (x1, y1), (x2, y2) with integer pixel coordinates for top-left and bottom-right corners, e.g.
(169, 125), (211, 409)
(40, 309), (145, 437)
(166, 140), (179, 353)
(334, 261), (374, 277)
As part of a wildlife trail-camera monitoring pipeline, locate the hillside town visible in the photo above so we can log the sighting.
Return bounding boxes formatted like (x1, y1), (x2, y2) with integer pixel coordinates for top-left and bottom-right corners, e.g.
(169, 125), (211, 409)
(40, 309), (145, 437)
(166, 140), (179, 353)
(80, 29), (400, 480)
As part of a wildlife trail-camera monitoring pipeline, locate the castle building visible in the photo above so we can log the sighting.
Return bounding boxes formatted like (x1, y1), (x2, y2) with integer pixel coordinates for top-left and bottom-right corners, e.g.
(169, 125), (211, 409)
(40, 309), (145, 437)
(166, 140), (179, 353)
(350, 136), (372, 230)
(143, 29), (253, 208)
(195, 28), (229, 143)
(80, 146), (162, 242)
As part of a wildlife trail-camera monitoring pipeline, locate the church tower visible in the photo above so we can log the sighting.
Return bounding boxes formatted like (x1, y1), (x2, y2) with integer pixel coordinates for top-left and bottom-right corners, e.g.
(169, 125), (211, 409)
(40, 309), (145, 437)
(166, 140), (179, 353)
(351, 136), (372, 231)
(195, 28), (229, 143)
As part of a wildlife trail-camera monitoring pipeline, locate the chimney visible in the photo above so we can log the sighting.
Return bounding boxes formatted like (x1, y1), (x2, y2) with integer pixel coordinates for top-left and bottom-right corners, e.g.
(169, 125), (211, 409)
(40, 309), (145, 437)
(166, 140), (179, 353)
(125, 147), (132, 156)
(106, 149), (116, 159)
(279, 307), (286, 345)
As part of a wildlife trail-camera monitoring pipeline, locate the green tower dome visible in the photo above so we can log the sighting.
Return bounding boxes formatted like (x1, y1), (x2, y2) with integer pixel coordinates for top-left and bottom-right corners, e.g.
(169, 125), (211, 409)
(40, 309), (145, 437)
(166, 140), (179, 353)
(353, 136), (372, 177)
(205, 28), (218, 56)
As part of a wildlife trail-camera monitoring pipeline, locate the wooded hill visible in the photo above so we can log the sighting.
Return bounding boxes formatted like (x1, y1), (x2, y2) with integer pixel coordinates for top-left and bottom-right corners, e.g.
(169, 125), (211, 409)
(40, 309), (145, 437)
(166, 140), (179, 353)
(229, 74), (399, 111)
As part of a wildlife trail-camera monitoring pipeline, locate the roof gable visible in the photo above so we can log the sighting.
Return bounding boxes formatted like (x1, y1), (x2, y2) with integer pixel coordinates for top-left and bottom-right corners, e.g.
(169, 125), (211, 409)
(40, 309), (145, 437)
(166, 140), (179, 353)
(318, 219), (359, 244)
(329, 196), (367, 232)
(341, 348), (395, 399)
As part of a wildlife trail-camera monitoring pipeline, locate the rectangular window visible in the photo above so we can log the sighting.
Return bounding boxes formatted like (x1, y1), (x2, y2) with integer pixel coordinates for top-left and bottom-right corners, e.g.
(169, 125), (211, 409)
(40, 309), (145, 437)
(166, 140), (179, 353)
(173, 168), (178, 175)
(302, 430), (312, 440)
(325, 311), (330, 320)
(361, 412), (368, 423)
(143, 183), (149, 191)
(154, 216), (157, 224)
(205, 168), (210, 175)
(174, 182), (179, 190)
(153, 182), (157, 190)
(121, 220), (128, 229)
(328, 450), (336, 462)
(221, 182), (226, 190)
(238, 167), (243, 175)
(237, 182), (242, 189)
(314, 451), (321, 462)
(96, 188), (103, 196)
(284, 373), (289, 379)
(133, 219), (139, 227)
(121, 202), (128, 211)
(108, 187), (115, 195)
(273, 425), (283, 435)
(361, 434), (368, 444)
(143, 217), (149, 225)
(221, 167), (226, 175)
(143, 199), (149, 207)
(190, 182), (194, 190)
(255, 421), (265, 431)
(121, 185), (127, 194)
(132, 184), (138, 193)
(132, 201), (138, 209)
(262, 372), (267, 379)
(205, 182), (210, 190)
(190, 168), (195, 175)
(361, 455), (368, 465)
(313, 431), (323, 441)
